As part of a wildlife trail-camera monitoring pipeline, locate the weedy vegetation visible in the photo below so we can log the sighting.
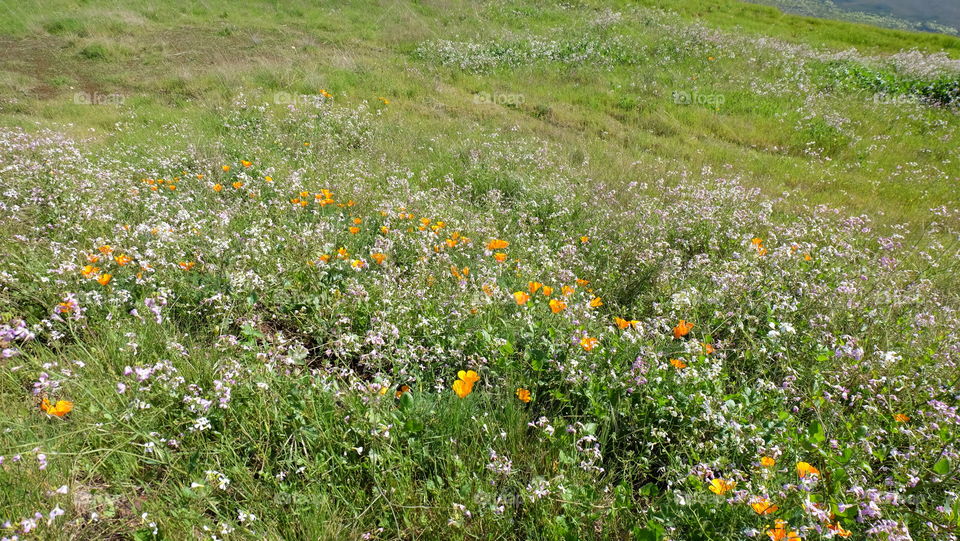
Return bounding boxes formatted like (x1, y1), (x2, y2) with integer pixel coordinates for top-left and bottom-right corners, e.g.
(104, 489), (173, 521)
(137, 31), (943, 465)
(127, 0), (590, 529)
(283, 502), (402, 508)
(1, 0), (959, 539)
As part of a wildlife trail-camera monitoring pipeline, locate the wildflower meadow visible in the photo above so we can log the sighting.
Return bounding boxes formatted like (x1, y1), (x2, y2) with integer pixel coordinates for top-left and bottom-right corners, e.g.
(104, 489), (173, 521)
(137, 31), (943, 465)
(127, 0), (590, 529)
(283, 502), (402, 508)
(1, 0), (959, 539)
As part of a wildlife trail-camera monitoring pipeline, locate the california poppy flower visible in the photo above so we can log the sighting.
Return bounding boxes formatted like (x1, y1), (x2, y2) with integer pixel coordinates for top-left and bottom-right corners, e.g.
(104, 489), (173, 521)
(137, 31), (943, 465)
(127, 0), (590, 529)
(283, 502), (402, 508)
(179, 261), (196, 271)
(893, 413), (910, 423)
(541, 286), (554, 296)
(452, 380), (472, 398)
(81, 265), (99, 278)
(589, 297), (603, 308)
(395, 385), (410, 399)
(760, 456), (776, 468)
(561, 285), (575, 296)
(549, 299), (566, 313)
(487, 239), (509, 251)
(349, 226), (361, 234)
(493, 253), (507, 263)
(458, 370), (480, 384)
(708, 478), (736, 495)
(528, 282), (542, 294)
(580, 236), (589, 243)
(670, 358), (687, 370)
(796, 461), (820, 479)
(371, 253), (387, 265)
(222, 165), (231, 172)
(241, 160), (253, 167)
(516, 388), (531, 403)
(826, 523), (851, 538)
(750, 497), (779, 515)
(97, 274), (112, 286)
(580, 336), (599, 351)
(766, 520), (801, 541)
(213, 183), (223, 192)
(702, 343), (715, 355)
(115, 254), (132, 266)
(513, 292), (530, 305)
(452, 370), (480, 398)
(673, 319), (694, 339)
(40, 398), (73, 417)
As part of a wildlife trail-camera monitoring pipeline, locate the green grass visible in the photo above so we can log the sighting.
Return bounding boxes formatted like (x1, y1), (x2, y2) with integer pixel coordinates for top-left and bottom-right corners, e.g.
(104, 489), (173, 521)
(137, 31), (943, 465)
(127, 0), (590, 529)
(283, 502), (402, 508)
(1, 0), (959, 539)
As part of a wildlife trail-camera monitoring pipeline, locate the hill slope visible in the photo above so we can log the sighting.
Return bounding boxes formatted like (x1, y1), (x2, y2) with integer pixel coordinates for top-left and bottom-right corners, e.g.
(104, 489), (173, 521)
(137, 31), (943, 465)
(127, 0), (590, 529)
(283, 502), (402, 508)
(1, 1), (959, 539)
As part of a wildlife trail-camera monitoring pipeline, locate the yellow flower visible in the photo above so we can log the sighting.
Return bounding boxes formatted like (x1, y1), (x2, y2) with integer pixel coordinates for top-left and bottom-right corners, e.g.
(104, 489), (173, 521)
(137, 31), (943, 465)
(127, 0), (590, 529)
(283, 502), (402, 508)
(493, 252), (507, 263)
(750, 497), (779, 515)
(457, 370), (480, 384)
(241, 160), (253, 167)
(371, 253), (387, 265)
(826, 522), (852, 538)
(708, 478), (736, 495)
(99, 245), (113, 254)
(541, 286), (554, 296)
(561, 285), (575, 296)
(670, 358), (687, 370)
(213, 184), (223, 192)
(179, 261), (196, 271)
(766, 520), (801, 541)
(452, 370), (479, 399)
(114, 254), (132, 266)
(81, 265), (99, 278)
(40, 398), (73, 418)
(232, 181), (244, 189)
(97, 273), (112, 286)
(673, 319), (694, 339)
(760, 456), (776, 468)
(589, 297), (603, 308)
(516, 388), (531, 403)
(893, 413), (910, 423)
(580, 236), (589, 243)
(702, 342), (715, 355)
(549, 299), (566, 313)
(351, 259), (366, 269)
(528, 281), (543, 294)
(487, 239), (509, 251)
(513, 291), (530, 305)
(452, 379), (473, 398)
(580, 336), (599, 351)
(264, 176), (273, 182)
(395, 385), (410, 399)
(796, 461), (820, 479)
(349, 226), (361, 234)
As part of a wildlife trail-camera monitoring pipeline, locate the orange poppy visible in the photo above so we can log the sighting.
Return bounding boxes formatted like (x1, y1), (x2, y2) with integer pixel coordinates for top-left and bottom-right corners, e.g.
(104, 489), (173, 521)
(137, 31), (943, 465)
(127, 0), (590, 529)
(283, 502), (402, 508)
(673, 319), (694, 339)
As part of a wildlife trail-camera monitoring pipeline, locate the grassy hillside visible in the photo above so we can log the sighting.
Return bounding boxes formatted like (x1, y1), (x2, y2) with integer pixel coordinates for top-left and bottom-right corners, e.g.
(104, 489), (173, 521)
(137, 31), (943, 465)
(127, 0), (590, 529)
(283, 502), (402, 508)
(1, 1), (959, 539)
